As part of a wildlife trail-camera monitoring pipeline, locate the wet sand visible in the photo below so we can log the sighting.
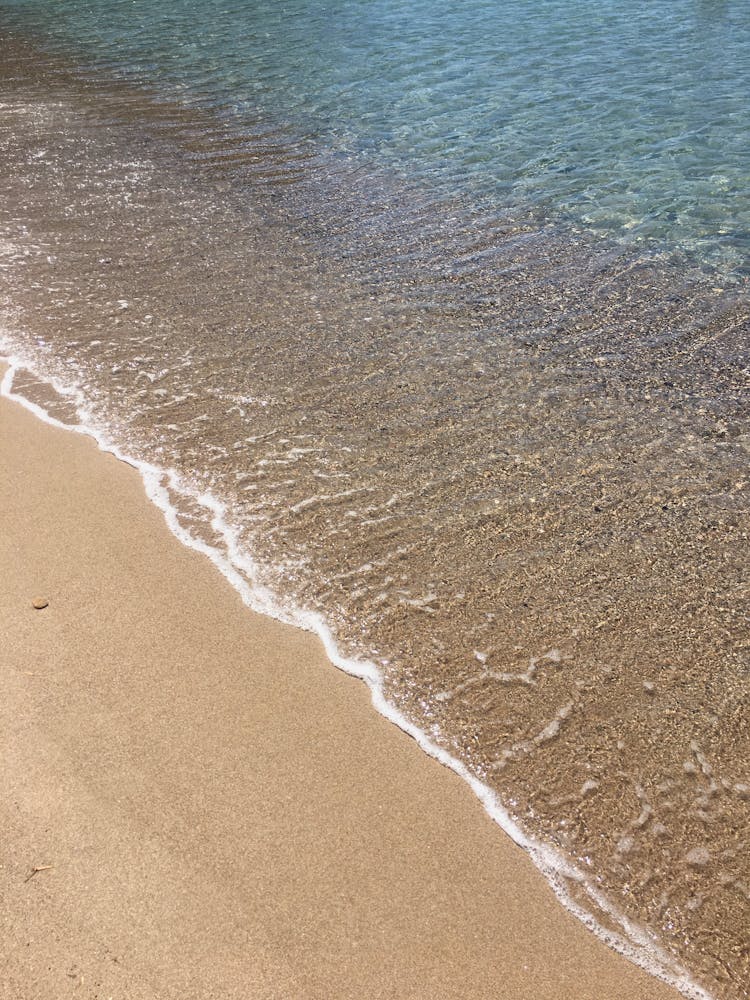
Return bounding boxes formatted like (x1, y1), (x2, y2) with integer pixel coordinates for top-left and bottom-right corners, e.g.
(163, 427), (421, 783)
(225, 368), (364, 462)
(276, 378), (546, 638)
(0, 375), (685, 999)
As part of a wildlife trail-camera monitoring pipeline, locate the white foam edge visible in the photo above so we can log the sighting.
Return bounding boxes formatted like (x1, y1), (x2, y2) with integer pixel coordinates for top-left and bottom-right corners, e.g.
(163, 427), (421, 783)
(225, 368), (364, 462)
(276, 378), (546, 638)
(0, 350), (713, 1000)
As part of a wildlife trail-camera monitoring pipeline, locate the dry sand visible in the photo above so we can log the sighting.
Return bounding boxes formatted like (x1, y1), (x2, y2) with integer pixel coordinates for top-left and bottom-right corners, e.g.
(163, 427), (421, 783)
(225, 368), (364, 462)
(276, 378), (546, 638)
(0, 377), (682, 999)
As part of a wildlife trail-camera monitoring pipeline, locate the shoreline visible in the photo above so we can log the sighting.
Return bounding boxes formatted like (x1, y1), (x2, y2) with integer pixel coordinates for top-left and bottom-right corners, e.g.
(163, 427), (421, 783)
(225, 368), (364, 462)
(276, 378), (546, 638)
(0, 353), (705, 996)
(0, 365), (689, 998)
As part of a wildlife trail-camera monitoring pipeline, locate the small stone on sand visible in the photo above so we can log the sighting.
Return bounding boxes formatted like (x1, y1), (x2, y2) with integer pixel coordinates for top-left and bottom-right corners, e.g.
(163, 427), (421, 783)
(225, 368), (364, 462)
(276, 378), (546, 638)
(32, 598), (49, 610)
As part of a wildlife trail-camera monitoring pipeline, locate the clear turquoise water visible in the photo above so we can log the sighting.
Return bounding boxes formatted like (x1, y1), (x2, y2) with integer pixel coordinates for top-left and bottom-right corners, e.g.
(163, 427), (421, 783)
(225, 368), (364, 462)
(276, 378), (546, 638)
(1, 0), (749, 272)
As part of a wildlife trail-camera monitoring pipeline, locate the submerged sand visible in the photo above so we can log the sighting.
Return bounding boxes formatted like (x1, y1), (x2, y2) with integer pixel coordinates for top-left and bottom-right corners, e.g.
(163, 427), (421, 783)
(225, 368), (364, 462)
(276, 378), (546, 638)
(0, 378), (683, 998)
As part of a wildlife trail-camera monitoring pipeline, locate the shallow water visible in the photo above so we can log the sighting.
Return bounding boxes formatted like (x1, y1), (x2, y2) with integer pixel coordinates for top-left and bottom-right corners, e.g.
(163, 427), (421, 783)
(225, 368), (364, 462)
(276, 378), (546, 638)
(0, 7), (748, 999)
(1, 0), (750, 271)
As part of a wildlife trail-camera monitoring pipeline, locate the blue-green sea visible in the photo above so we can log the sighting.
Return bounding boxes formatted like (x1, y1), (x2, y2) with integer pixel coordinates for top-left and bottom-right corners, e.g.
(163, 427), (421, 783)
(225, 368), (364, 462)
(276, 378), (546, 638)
(2, 0), (750, 272)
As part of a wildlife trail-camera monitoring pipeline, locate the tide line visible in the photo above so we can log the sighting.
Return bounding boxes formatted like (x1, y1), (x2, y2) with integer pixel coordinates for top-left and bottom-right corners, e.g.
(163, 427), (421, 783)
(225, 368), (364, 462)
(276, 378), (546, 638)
(0, 346), (712, 1000)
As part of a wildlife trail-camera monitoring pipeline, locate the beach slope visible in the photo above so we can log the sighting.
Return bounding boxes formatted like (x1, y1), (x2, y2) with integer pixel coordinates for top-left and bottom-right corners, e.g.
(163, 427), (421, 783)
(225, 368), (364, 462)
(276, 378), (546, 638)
(0, 381), (681, 999)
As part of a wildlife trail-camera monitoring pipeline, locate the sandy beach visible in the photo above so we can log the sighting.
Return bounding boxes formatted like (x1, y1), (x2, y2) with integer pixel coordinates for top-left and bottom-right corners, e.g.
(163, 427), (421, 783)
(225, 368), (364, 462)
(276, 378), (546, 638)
(0, 373), (684, 999)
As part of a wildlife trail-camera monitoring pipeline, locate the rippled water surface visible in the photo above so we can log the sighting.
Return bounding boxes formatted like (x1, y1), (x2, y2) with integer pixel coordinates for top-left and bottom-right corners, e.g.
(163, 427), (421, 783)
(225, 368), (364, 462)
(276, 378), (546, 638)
(0, 4), (748, 999)
(1, 0), (750, 269)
